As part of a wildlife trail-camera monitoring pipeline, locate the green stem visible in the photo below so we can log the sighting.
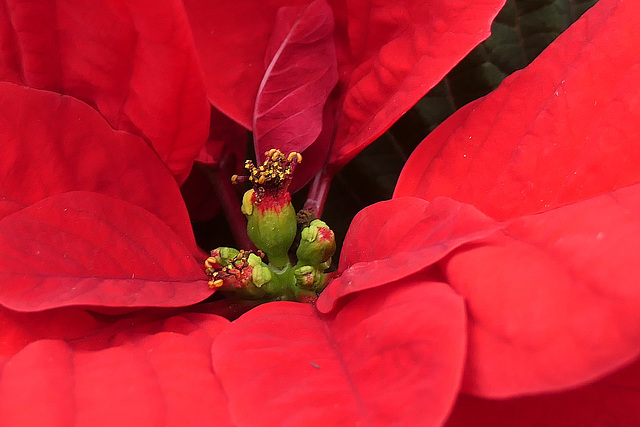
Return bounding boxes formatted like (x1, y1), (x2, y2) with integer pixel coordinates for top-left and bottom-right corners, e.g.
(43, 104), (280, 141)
(264, 262), (296, 300)
(267, 253), (291, 270)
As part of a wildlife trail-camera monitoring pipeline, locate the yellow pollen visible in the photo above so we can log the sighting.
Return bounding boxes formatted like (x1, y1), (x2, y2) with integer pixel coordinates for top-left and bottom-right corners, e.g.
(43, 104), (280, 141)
(232, 149), (302, 198)
(288, 152), (302, 163)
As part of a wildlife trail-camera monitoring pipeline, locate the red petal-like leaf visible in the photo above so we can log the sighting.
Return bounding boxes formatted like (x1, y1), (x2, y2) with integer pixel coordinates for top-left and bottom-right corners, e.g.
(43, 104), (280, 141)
(395, 0), (640, 221)
(186, 0), (505, 169)
(0, 82), (198, 252)
(444, 183), (640, 397)
(182, 0), (304, 129)
(0, 0), (209, 182)
(317, 196), (502, 312)
(0, 200), (24, 221)
(0, 312), (232, 426)
(212, 277), (466, 426)
(327, 0), (506, 169)
(253, 0), (337, 160)
(0, 306), (100, 357)
(446, 358), (640, 427)
(0, 191), (212, 311)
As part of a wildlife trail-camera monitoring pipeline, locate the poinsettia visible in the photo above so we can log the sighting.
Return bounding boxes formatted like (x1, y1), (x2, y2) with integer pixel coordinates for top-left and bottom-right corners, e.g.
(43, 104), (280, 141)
(0, 0), (504, 425)
(2, 0), (638, 426)
(220, 0), (640, 423)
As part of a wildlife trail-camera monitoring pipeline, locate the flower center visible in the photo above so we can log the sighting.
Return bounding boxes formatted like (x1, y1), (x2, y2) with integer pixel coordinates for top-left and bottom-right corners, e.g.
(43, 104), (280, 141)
(233, 149), (301, 206)
(205, 249), (266, 289)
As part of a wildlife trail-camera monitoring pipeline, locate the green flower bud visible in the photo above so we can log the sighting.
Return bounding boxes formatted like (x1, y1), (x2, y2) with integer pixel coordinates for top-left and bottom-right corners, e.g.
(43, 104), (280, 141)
(248, 252), (272, 288)
(238, 149), (302, 269)
(204, 249), (271, 299)
(243, 189), (297, 268)
(296, 219), (336, 267)
(205, 247), (240, 270)
(294, 265), (319, 289)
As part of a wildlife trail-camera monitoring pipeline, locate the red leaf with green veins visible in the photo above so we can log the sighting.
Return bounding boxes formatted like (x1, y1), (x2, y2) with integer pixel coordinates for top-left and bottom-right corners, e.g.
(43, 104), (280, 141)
(317, 196), (502, 313)
(212, 278), (466, 426)
(0, 0), (209, 182)
(0, 83), (199, 253)
(254, 0), (338, 160)
(0, 311), (232, 426)
(395, 0), (640, 221)
(0, 191), (211, 311)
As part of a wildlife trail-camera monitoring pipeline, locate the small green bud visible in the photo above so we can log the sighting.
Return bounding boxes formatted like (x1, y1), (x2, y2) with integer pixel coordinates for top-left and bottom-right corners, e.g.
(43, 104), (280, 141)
(294, 265), (318, 289)
(296, 219), (336, 267)
(204, 247), (240, 275)
(248, 253), (272, 288)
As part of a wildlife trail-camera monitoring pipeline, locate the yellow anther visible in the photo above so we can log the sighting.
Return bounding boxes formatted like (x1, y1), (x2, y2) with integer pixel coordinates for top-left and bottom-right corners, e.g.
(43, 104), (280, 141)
(204, 258), (215, 269)
(287, 152), (302, 163)
(211, 279), (224, 288)
(258, 175), (266, 185)
(231, 174), (239, 183)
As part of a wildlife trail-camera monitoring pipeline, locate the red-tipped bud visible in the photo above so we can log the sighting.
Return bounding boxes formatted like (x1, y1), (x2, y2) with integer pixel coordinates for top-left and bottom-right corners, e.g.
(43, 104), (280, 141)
(296, 219), (336, 267)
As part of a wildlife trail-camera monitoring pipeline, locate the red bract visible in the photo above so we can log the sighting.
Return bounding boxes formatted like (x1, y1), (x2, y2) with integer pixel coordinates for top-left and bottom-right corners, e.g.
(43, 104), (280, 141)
(394, 0), (640, 221)
(446, 359), (640, 426)
(212, 277), (466, 426)
(391, 0), (640, 419)
(0, 83), (212, 311)
(0, 307), (232, 426)
(0, 83), (199, 252)
(0, 0), (210, 183)
(253, 0), (338, 160)
(184, 0), (505, 179)
(0, 79), (231, 423)
(316, 196), (503, 313)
